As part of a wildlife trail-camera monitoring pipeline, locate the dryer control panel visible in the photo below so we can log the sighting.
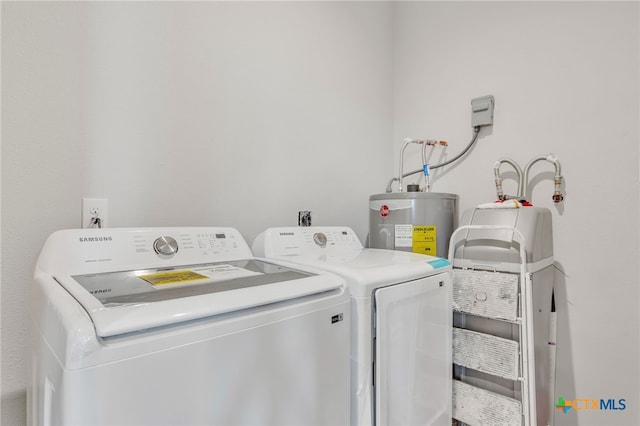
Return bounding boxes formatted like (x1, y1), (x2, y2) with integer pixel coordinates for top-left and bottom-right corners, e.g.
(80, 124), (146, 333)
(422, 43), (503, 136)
(254, 226), (363, 257)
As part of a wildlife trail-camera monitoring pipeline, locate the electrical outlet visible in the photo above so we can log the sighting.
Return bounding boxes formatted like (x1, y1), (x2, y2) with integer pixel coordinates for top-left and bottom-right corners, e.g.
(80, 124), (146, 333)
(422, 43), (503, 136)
(471, 95), (495, 127)
(82, 198), (108, 228)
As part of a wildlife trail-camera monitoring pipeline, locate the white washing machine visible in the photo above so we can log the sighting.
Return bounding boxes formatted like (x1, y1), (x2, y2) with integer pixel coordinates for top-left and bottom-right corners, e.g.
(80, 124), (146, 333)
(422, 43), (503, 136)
(29, 227), (350, 426)
(252, 226), (452, 426)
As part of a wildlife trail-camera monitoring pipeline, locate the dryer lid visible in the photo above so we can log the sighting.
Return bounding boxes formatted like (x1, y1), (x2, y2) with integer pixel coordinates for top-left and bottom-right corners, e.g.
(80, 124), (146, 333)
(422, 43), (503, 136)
(55, 259), (342, 337)
(271, 249), (450, 297)
(253, 226), (451, 297)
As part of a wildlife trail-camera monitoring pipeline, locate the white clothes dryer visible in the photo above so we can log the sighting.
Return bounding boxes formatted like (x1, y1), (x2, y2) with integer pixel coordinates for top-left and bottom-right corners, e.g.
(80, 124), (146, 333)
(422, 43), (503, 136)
(29, 227), (350, 426)
(252, 226), (452, 426)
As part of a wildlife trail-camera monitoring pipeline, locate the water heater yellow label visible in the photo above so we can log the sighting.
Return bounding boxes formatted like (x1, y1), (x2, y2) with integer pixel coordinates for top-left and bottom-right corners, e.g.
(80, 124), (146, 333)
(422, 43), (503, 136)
(140, 270), (209, 286)
(412, 225), (437, 256)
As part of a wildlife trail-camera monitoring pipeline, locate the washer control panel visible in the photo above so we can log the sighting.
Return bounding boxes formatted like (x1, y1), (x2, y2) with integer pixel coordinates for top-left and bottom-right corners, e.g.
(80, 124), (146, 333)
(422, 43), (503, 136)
(153, 236), (179, 256)
(134, 230), (246, 259)
(42, 228), (254, 275)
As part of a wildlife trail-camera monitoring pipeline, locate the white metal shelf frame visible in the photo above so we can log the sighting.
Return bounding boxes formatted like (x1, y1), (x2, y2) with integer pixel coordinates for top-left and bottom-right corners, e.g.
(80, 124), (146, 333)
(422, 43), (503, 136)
(448, 224), (536, 426)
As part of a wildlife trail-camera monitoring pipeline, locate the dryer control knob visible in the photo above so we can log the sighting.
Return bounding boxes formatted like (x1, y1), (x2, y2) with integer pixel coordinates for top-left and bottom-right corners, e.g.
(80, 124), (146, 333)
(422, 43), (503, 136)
(313, 232), (327, 248)
(153, 236), (179, 256)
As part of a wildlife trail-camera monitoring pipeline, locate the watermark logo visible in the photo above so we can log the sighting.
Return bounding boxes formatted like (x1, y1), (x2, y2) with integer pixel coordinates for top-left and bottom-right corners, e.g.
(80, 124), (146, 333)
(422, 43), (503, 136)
(555, 396), (626, 413)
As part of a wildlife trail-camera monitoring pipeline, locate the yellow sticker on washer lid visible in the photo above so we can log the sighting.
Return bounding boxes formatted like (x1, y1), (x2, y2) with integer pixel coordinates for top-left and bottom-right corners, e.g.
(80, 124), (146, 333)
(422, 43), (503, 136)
(412, 225), (437, 256)
(139, 270), (209, 286)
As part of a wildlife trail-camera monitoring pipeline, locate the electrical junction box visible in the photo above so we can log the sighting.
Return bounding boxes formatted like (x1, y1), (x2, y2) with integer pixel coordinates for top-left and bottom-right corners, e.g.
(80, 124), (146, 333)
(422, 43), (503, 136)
(471, 95), (495, 127)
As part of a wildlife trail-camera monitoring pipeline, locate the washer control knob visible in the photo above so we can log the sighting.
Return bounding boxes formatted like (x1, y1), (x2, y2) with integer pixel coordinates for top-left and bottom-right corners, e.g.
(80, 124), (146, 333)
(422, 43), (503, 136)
(153, 236), (179, 256)
(313, 232), (327, 248)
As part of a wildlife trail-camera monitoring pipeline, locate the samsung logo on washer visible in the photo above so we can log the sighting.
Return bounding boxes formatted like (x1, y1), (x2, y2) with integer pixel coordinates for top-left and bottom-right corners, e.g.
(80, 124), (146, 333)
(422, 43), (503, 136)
(78, 236), (113, 243)
(279, 232), (295, 236)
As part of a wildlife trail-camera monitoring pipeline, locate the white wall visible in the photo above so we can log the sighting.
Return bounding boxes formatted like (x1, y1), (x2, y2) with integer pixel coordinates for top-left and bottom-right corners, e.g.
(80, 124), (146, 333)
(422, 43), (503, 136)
(3, 2), (639, 426)
(1, 2), (393, 424)
(393, 2), (639, 425)
(0, 2), (3, 423)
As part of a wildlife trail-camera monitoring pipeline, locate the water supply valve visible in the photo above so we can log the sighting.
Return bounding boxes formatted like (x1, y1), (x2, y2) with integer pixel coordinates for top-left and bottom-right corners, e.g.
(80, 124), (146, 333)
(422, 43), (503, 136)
(552, 192), (564, 203)
(495, 178), (505, 201)
(552, 176), (564, 203)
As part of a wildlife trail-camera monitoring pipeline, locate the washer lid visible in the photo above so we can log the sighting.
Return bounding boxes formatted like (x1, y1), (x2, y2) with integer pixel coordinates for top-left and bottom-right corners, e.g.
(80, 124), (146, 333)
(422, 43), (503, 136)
(55, 259), (343, 337)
